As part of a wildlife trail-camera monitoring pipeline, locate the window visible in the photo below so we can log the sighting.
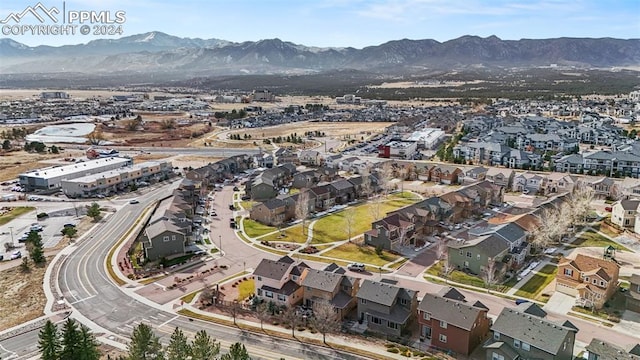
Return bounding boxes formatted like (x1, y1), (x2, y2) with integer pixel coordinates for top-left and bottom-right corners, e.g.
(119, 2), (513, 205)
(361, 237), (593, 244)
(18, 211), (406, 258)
(371, 316), (381, 325)
(292, 275), (298, 281)
(387, 322), (398, 330)
(171, 235), (176, 241)
(466, 251), (472, 258)
(257, 276), (262, 281)
(584, 277), (589, 282)
(459, 249), (464, 256)
(423, 312), (431, 321)
(277, 294), (286, 301)
(600, 281), (605, 286)
(257, 289), (262, 296)
(593, 279), (597, 284)
(493, 332), (500, 340)
(264, 291), (273, 298)
(360, 299), (367, 304)
(163, 236), (170, 242)
(477, 254), (481, 260)
(522, 342), (530, 351)
(439, 320), (447, 329)
(514, 339), (520, 348)
(439, 334), (447, 343)
(400, 298), (408, 306)
(564, 268), (573, 276)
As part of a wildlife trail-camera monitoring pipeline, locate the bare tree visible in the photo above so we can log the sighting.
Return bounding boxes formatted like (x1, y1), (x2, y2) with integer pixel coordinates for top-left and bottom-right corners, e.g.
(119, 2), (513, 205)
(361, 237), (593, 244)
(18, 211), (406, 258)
(344, 207), (356, 242)
(435, 238), (447, 260)
(398, 166), (408, 193)
(379, 162), (395, 197)
(568, 185), (595, 225)
(360, 169), (372, 199)
(295, 190), (311, 237)
(87, 130), (104, 145)
(481, 257), (498, 292)
(226, 300), (241, 326)
(255, 302), (271, 331)
(532, 207), (566, 251)
(282, 307), (301, 338)
(368, 195), (383, 221)
(397, 223), (411, 247)
(442, 255), (454, 284)
(310, 302), (340, 344)
(200, 284), (215, 306)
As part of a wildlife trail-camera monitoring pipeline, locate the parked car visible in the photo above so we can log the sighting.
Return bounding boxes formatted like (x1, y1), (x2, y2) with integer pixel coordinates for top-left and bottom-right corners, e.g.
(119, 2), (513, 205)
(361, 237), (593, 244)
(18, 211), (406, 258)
(229, 204), (235, 210)
(30, 224), (43, 232)
(515, 299), (530, 305)
(129, 199), (140, 204)
(10, 251), (21, 260)
(210, 211), (217, 216)
(18, 233), (29, 243)
(63, 223), (76, 228)
(347, 263), (365, 272)
(0, 254), (3, 261)
(605, 206), (612, 212)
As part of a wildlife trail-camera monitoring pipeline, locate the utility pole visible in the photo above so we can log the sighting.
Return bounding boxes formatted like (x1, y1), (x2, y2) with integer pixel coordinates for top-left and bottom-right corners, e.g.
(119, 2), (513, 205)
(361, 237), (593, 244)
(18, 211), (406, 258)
(8, 226), (14, 245)
(218, 234), (222, 252)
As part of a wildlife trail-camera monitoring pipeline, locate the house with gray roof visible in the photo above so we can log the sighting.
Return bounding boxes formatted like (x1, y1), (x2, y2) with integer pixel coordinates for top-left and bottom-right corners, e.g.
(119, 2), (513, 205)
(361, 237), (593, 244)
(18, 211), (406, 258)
(356, 280), (417, 338)
(462, 166), (489, 184)
(585, 338), (640, 360)
(253, 256), (309, 307)
(418, 292), (491, 356)
(611, 198), (640, 228)
(484, 307), (578, 360)
(447, 234), (510, 276)
(485, 168), (514, 188)
(300, 268), (360, 319)
(249, 198), (287, 226)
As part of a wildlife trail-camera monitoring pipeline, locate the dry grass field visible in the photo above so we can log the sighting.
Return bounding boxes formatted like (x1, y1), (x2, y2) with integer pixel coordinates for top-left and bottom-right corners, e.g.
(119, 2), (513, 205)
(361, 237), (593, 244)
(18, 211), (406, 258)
(227, 121), (393, 140)
(0, 150), (85, 182)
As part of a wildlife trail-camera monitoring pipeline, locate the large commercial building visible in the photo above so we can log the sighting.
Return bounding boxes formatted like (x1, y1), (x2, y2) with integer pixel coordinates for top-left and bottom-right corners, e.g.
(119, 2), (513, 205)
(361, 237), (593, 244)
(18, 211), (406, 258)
(378, 140), (418, 159)
(61, 160), (173, 198)
(406, 128), (446, 149)
(19, 157), (133, 191)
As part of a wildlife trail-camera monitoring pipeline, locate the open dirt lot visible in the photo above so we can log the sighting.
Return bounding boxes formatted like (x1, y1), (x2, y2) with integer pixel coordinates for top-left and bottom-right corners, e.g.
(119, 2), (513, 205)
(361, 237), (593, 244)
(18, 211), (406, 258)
(0, 149), (85, 182)
(227, 121), (393, 140)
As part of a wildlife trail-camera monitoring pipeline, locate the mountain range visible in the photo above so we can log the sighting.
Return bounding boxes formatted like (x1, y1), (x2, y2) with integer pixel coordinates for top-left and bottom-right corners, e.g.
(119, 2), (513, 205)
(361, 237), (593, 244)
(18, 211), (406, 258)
(1, 31), (639, 76)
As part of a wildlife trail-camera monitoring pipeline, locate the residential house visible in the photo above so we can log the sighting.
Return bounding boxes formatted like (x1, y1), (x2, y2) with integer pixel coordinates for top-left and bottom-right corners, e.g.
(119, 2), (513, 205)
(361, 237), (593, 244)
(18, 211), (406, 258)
(418, 291), (491, 356)
(440, 191), (475, 223)
(254, 153), (274, 168)
(611, 199), (640, 228)
(505, 149), (540, 169)
(585, 338), (640, 360)
(462, 166), (489, 184)
(511, 172), (545, 194)
(554, 154), (584, 174)
(556, 254), (620, 309)
(626, 274), (640, 313)
(249, 176), (278, 200)
(323, 154), (343, 168)
(485, 168), (514, 189)
(356, 280), (418, 338)
(329, 179), (356, 204)
(429, 165), (463, 185)
(250, 198), (286, 226)
(583, 176), (619, 199)
(141, 191), (193, 261)
(542, 173), (577, 194)
(253, 256), (309, 307)
(468, 222), (530, 268)
(447, 235), (510, 276)
(142, 219), (186, 261)
(309, 184), (335, 211)
(274, 148), (299, 165)
(300, 268), (360, 319)
(292, 170), (319, 189)
(364, 213), (415, 251)
(299, 150), (321, 166)
(484, 308), (578, 360)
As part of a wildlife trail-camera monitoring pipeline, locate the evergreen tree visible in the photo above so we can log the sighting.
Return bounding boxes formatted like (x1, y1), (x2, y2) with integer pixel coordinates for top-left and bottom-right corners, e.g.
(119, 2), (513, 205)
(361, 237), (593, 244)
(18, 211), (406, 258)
(127, 323), (164, 360)
(86, 203), (101, 221)
(190, 330), (220, 360)
(166, 327), (190, 360)
(38, 320), (60, 360)
(2, 139), (10, 150)
(26, 231), (46, 264)
(220, 342), (250, 360)
(59, 318), (82, 360)
(78, 324), (101, 360)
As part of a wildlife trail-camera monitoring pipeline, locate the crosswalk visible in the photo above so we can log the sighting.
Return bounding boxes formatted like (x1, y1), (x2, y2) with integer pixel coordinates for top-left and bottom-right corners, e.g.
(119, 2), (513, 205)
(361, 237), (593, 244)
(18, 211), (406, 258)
(114, 312), (176, 336)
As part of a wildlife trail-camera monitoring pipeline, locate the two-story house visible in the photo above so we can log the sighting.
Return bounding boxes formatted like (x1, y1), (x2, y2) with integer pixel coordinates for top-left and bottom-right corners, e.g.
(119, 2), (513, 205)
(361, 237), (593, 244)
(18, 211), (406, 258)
(556, 254), (620, 309)
(356, 280), (418, 339)
(429, 165), (463, 185)
(364, 213), (415, 251)
(611, 199), (640, 228)
(625, 274), (640, 313)
(511, 172), (545, 194)
(300, 268), (360, 319)
(462, 166), (489, 185)
(418, 291), (491, 356)
(447, 235), (510, 276)
(484, 308), (578, 360)
(250, 198), (287, 226)
(485, 168), (514, 189)
(585, 338), (640, 360)
(253, 256), (309, 307)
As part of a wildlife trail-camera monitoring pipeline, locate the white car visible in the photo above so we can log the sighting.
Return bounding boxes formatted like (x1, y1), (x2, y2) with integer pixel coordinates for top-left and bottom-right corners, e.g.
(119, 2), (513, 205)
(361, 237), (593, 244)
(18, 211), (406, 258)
(10, 251), (21, 260)
(129, 199), (140, 204)
(347, 263), (365, 272)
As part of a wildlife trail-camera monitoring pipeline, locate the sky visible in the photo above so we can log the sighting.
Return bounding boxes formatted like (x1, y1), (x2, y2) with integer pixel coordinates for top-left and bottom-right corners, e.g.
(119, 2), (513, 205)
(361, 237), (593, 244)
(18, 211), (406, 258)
(1, 0), (639, 47)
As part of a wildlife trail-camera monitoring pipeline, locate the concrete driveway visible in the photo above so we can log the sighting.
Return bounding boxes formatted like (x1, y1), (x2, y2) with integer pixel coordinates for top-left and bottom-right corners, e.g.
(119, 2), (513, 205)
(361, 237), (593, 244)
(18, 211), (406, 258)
(543, 291), (576, 315)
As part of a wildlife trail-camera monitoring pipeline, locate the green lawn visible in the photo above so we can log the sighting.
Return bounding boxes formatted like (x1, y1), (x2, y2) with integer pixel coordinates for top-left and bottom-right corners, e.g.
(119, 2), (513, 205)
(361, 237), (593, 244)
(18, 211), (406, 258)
(162, 254), (196, 267)
(0, 206), (35, 226)
(243, 218), (277, 238)
(569, 231), (631, 252)
(426, 261), (497, 289)
(322, 243), (400, 267)
(240, 200), (256, 210)
(264, 195), (419, 244)
(237, 279), (255, 301)
(514, 265), (557, 299)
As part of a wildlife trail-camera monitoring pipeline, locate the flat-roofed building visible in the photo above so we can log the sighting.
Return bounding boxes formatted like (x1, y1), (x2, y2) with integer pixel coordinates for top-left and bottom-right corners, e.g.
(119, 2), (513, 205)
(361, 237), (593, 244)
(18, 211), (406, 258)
(378, 140), (418, 159)
(19, 157), (133, 191)
(61, 160), (173, 197)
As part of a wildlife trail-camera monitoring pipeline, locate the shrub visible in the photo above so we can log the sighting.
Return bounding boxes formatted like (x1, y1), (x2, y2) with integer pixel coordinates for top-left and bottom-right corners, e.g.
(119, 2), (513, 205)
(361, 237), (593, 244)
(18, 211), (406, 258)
(387, 348), (399, 354)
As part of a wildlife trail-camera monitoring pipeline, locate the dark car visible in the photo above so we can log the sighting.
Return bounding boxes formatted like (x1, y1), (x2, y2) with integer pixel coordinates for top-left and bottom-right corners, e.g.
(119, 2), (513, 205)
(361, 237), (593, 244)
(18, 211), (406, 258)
(515, 299), (530, 305)
(63, 223), (76, 228)
(233, 186), (240, 191)
(229, 204), (235, 210)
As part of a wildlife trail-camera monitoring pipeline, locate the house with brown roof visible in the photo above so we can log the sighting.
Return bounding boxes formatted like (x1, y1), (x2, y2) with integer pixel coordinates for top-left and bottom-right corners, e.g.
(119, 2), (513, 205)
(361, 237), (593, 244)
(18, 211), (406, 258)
(253, 256), (309, 307)
(556, 254), (620, 309)
(418, 289), (491, 356)
(625, 274), (640, 313)
(300, 268), (360, 319)
(485, 168), (514, 189)
(429, 165), (463, 185)
(249, 198), (287, 226)
(440, 191), (475, 223)
(364, 213), (415, 251)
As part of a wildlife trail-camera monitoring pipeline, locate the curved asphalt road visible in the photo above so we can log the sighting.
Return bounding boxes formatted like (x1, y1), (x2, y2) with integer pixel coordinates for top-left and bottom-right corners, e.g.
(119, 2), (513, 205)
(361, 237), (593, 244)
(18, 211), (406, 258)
(0, 183), (366, 360)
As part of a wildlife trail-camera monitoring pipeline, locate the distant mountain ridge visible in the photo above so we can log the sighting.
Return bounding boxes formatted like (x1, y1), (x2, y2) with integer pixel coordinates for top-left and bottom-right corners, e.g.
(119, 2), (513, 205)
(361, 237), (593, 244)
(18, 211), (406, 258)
(1, 31), (638, 76)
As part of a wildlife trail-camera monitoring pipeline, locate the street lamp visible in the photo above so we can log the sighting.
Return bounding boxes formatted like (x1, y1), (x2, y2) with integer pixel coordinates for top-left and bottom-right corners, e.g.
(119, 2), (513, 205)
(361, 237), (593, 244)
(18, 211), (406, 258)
(8, 226), (14, 245)
(218, 234), (222, 252)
